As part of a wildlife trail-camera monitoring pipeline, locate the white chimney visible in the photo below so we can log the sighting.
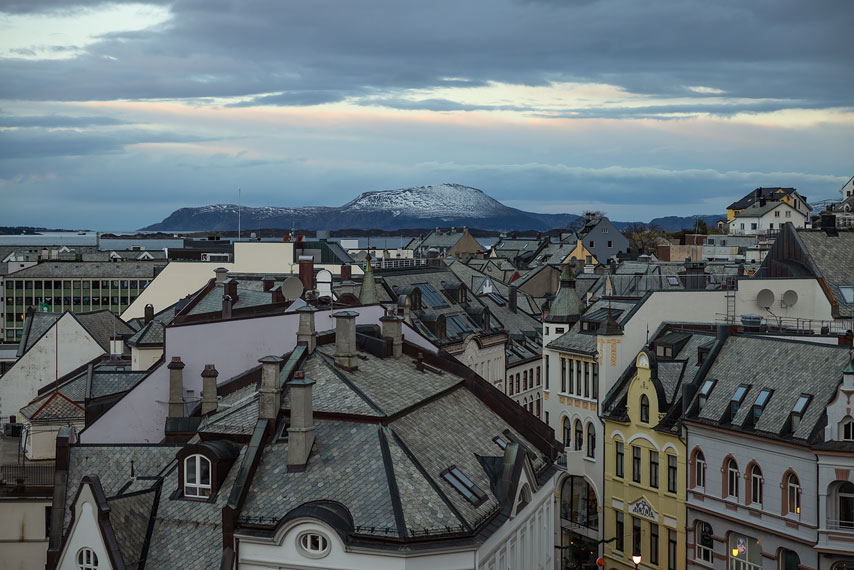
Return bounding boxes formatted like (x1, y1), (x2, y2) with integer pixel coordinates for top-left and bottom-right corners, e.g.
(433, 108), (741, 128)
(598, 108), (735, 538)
(287, 370), (316, 470)
(333, 310), (359, 370)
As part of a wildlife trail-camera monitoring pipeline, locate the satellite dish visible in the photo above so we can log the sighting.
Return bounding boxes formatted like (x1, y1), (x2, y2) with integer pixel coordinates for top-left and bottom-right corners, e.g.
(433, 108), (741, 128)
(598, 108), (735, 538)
(316, 269), (333, 297)
(782, 290), (798, 307)
(756, 288), (775, 309)
(282, 277), (304, 301)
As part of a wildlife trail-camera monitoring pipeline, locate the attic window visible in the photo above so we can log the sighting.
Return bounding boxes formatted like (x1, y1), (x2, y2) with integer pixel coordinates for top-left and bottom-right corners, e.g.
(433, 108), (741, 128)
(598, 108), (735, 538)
(667, 276), (679, 286)
(752, 389), (773, 422)
(418, 283), (449, 308)
(77, 548), (99, 570)
(297, 531), (330, 559)
(493, 436), (508, 450)
(184, 455), (212, 498)
(840, 286), (854, 304)
(441, 466), (487, 506)
(792, 394), (811, 415)
(730, 385), (749, 416)
(698, 379), (716, 409)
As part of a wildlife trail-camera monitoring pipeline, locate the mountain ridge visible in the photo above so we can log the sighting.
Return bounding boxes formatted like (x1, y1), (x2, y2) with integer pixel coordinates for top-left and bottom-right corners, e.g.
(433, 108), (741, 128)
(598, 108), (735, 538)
(141, 184), (723, 232)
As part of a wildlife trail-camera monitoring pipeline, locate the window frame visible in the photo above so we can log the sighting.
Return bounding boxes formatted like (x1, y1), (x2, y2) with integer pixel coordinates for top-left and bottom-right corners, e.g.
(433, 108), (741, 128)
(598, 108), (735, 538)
(616, 440), (625, 478)
(632, 446), (642, 483)
(297, 531), (331, 559)
(574, 420), (583, 451)
(695, 450), (706, 490)
(77, 547), (99, 570)
(786, 473), (801, 517)
(727, 458), (740, 500)
(649, 450), (659, 489)
(667, 454), (677, 493)
(183, 454), (212, 499)
(640, 394), (650, 424)
(586, 423), (596, 458)
(750, 464), (763, 507)
(695, 521), (713, 562)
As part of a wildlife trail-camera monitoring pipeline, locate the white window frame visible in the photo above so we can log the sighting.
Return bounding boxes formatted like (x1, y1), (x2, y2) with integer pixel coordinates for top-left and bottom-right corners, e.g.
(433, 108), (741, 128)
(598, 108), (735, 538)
(695, 454), (706, 490)
(695, 522), (713, 563)
(77, 547), (99, 570)
(787, 475), (801, 517)
(842, 417), (854, 441)
(297, 531), (331, 559)
(727, 460), (740, 500)
(184, 454), (212, 498)
(750, 467), (763, 507)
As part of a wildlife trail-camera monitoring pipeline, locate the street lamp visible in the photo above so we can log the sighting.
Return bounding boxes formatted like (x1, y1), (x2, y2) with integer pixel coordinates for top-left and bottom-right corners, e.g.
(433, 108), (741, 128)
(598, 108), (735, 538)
(632, 553), (642, 568)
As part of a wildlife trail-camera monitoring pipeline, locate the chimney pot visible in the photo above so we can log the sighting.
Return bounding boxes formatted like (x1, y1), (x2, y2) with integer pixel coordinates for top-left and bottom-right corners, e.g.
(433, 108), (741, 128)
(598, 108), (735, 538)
(168, 356), (185, 418)
(296, 305), (318, 353)
(222, 295), (233, 319)
(340, 264), (352, 281)
(333, 310), (360, 370)
(259, 355), (284, 421)
(416, 352), (424, 372)
(214, 267), (228, 284)
(201, 364), (219, 415)
(380, 313), (404, 358)
(144, 304), (154, 324)
(298, 256), (314, 293)
(287, 371), (316, 470)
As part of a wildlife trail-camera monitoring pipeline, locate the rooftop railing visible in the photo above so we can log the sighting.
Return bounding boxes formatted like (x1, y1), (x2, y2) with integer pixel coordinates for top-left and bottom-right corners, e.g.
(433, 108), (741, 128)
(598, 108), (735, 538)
(0, 463), (55, 487)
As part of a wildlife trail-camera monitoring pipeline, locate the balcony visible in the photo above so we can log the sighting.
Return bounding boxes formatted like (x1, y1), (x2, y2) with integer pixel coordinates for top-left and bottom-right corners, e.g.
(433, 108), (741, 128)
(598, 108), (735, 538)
(826, 519), (854, 531)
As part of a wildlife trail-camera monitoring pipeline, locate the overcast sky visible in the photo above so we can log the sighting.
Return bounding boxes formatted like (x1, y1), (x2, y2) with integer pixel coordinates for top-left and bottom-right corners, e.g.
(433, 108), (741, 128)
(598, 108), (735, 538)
(1, 0), (852, 229)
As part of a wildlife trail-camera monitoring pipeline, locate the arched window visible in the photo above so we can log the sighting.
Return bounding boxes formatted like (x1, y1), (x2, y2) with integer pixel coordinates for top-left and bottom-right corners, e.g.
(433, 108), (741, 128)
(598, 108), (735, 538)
(523, 370), (528, 390)
(586, 423), (596, 458)
(640, 394), (650, 423)
(726, 458), (740, 500)
(834, 481), (854, 529)
(516, 483), (532, 513)
(785, 472), (801, 516)
(297, 531), (330, 558)
(560, 475), (599, 530)
(536, 397), (541, 418)
(574, 419), (583, 451)
(516, 374), (520, 393)
(184, 454), (212, 498)
(748, 464), (763, 506)
(693, 449), (706, 490)
(508, 375), (514, 395)
(77, 548), (99, 570)
(695, 521), (713, 562)
(562, 417), (571, 447)
(779, 548), (800, 570)
(841, 416), (854, 441)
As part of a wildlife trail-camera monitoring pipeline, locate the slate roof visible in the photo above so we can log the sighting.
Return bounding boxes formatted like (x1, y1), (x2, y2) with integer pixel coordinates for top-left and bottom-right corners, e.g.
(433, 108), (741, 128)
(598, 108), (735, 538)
(73, 311), (135, 351)
(187, 284), (275, 315)
(20, 312), (60, 353)
(20, 392), (84, 421)
(546, 299), (637, 353)
(443, 259), (541, 317)
(727, 187), (803, 211)
(89, 370), (148, 399)
(686, 335), (852, 441)
(731, 200), (789, 218)
(107, 488), (159, 570)
(796, 230), (854, 317)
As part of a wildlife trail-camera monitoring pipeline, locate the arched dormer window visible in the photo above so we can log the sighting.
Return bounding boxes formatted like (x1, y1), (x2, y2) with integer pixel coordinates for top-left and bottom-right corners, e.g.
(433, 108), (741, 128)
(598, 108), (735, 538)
(516, 483), (532, 513)
(574, 420), (583, 451)
(184, 454), (212, 498)
(640, 394), (650, 424)
(77, 548), (99, 570)
(784, 471), (801, 517)
(840, 416), (854, 441)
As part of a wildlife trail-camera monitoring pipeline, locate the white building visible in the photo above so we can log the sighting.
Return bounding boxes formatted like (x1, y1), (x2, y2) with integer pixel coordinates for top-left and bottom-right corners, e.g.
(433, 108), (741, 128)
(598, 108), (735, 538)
(729, 201), (807, 236)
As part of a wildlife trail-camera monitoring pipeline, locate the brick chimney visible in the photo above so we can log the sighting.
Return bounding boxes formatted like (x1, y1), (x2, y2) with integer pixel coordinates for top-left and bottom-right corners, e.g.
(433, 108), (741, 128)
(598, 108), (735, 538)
(287, 370), (315, 471)
(296, 305), (317, 353)
(380, 311), (403, 358)
(201, 364), (219, 415)
(258, 355), (284, 421)
(167, 357), (185, 418)
(222, 295), (233, 319)
(144, 304), (154, 324)
(333, 310), (359, 370)
(224, 277), (239, 303)
(262, 276), (275, 292)
(298, 256), (314, 292)
(271, 285), (285, 304)
(340, 264), (352, 281)
(214, 267), (228, 284)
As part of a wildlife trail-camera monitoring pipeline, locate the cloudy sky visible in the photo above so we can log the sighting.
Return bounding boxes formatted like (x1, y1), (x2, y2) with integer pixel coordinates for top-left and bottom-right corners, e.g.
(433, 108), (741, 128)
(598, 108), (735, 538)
(1, 0), (852, 229)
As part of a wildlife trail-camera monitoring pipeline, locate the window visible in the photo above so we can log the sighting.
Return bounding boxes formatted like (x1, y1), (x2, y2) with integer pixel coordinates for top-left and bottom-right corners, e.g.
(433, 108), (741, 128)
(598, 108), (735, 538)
(698, 379), (715, 410)
(616, 441), (625, 478)
(568, 358), (574, 393)
(536, 367), (541, 386)
(632, 446), (641, 483)
(592, 364), (599, 399)
(561, 359), (567, 392)
(632, 516), (641, 556)
(727, 458), (740, 500)
(77, 548), (98, 570)
(649, 450), (659, 488)
(442, 466), (487, 506)
(786, 473), (801, 516)
(728, 532), (761, 570)
(779, 549), (800, 570)
(493, 436), (508, 450)
(615, 511), (624, 551)
(785, 210), (792, 218)
(750, 465), (763, 506)
(640, 394), (650, 423)
(667, 454), (677, 493)
(775, 210), (781, 217)
(608, 241), (612, 248)
(696, 521), (713, 562)
(589, 240), (595, 248)
(586, 423), (595, 458)
(752, 389), (772, 423)
(668, 529), (677, 570)
(837, 286), (854, 304)
(560, 476), (599, 530)
(184, 455), (212, 498)
(583, 362), (590, 398)
(649, 522), (659, 565)
(695, 450), (706, 489)
(297, 532), (330, 558)
(563, 417), (571, 447)
(523, 370), (528, 390)
(841, 416), (854, 440)
(731, 384), (749, 417)
(574, 420), (583, 451)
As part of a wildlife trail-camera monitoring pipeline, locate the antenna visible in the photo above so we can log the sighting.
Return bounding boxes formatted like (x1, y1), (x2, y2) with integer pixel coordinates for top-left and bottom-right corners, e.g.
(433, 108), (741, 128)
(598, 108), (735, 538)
(237, 188), (241, 241)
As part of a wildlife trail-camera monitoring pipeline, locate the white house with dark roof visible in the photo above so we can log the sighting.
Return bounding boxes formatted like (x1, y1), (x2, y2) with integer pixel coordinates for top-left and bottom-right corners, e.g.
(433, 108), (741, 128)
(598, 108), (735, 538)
(48, 304), (563, 570)
(729, 200), (807, 236)
(683, 334), (854, 570)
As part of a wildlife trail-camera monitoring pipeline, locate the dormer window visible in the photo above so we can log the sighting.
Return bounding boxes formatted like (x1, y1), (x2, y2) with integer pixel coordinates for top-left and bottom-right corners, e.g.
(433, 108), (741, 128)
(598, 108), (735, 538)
(184, 455), (212, 498)
(839, 286), (854, 304)
(441, 466), (487, 506)
(493, 435), (508, 450)
(77, 548), (99, 570)
(790, 394), (811, 432)
(751, 389), (772, 423)
(297, 531), (330, 559)
(841, 417), (854, 441)
(730, 385), (749, 417)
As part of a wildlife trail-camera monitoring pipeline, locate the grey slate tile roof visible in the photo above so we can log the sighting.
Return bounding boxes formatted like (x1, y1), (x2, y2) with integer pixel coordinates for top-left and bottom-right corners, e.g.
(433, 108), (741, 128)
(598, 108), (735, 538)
(187, 285), (274, 315)
(22, 312), (60, 353)
(107, 488), (158, 570)
(796, 230), (854, 317)
(90, 370), (148, 399)
(689, 335), (852, 440)
(547, 299), (637, 353)
(126, 320), (165, 346)
(5, 261), (164, 279)
(199, 397), (259, 435)
(284, 354), (383, 417)
(21, 392), (84, 421)
(242, 420), (399, 533)
(73, 311), (136, 351)
(21, 369), (88, 418)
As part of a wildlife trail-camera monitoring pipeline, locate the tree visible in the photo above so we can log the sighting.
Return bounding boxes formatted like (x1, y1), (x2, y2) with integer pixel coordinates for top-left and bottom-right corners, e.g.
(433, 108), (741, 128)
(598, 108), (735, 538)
(623, 223), (665, 255)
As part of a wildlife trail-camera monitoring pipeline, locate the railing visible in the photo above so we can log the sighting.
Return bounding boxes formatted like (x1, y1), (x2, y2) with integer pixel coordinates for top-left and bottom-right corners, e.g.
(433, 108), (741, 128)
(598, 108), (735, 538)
(826, 519), (854, 531)
(0, 463), (55, 486)
(715, 313), (851, 335)
(372, 258), (427, 269)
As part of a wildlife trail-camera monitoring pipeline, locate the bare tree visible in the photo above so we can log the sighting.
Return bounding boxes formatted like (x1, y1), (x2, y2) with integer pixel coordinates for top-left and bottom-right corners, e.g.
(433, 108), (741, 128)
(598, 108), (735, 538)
(623, 222), (665, 255)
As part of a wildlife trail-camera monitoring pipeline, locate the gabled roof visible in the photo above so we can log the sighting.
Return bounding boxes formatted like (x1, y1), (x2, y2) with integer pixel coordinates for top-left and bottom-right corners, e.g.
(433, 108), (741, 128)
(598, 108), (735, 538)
(20, 391), (84, 421)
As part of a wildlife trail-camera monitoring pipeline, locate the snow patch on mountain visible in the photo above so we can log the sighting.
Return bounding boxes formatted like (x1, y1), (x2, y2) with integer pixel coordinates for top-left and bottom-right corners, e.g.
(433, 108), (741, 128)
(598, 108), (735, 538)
(341, 184), (507, 218)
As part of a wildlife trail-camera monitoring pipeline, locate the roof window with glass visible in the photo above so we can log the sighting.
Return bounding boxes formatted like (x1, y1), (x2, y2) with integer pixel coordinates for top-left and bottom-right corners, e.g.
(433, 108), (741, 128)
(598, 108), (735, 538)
(730, 384), (750, 417)
(750, 389), (773, 425)
(698, 379), (716, 410)
(839, 286), (854, 304)
(441, 466), (487, 506)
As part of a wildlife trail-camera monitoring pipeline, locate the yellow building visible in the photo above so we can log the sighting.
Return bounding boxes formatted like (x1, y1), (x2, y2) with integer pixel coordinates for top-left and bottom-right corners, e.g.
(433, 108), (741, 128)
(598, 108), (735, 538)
(559, 239), (599, 266)
(601, 331), (710, 570)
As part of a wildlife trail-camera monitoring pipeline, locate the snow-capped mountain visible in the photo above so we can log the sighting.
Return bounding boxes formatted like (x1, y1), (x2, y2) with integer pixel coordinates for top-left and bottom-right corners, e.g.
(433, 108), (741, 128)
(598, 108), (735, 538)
(141, 184), (578, 231)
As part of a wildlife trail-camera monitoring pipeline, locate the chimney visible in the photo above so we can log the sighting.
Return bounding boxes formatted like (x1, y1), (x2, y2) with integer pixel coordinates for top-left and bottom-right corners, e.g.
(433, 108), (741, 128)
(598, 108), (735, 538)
(144, 304), (154, 324)
(838, 331), (854, 347)
(287, 370), (316, 470)
(222, 295), (233, 319)
(258, 355), (284, 421)
(224, 278), (239, 303)
(214, 267), (228, 284)
(167, 357), (185, 418)
(381, 311), (403, 358)
(340, 264), (352, 281)
(262, 276), (275, 292)
(201, 364), (219, 415)
(109, 335), (123, 359)
(416, 352), (424, 372)
(271, 285), (285, 304)
(296, 305), (318, 353)
(821, 213), (837, 234)
(298, 256), (314, 292)
(332, 310), (359, 370)
(339, 280), (356, 296)
(509, 285), (518, 313)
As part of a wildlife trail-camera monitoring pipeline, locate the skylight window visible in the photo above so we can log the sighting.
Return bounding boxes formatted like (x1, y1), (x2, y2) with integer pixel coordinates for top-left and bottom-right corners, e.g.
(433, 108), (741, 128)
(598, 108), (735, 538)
(487, 292), (506, 306)
(698, 379), (716, 410)
(417, 283), (449, 308)
(840, 286), (854, 304)
(441, 466), (487, 506)
(792, 394), (811, 415)
(667, 276), (680, 286)
(493, 436), (508, 449)
(730, 385), (750, 416)
(754, 389), (772, 408)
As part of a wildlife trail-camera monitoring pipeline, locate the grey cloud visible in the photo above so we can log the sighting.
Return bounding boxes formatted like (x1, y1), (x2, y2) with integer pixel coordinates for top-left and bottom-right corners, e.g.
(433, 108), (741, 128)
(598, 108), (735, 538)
(0, 114), (132, 128)
(227, 90), (348, 107)
(0, 128), (206, 160)
(356, 97), (531, 112)
(0, 0), (851, 114)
